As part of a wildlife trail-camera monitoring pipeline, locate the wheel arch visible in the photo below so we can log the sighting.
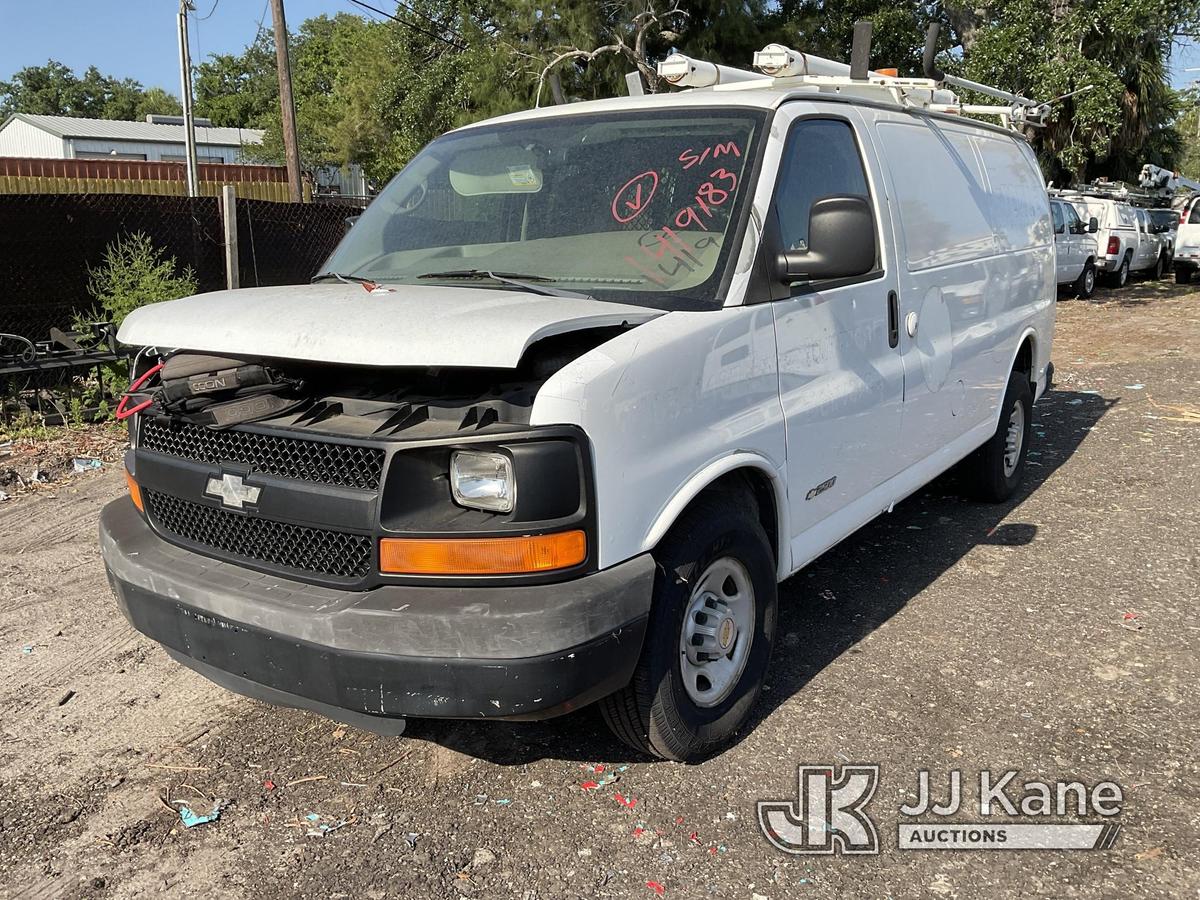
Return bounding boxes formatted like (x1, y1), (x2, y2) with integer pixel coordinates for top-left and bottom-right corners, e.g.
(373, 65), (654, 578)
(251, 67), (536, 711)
(641, 454), (789, 581)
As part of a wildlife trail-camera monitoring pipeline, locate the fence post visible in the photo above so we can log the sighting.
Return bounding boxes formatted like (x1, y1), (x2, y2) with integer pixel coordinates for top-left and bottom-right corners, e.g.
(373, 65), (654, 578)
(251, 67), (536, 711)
(221, 184), (239, 290)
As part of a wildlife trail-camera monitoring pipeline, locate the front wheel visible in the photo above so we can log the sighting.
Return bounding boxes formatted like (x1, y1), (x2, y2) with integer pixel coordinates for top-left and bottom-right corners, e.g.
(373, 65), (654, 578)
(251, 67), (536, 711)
(599, 491), (777, 761)
(1073, 261), (1096, 299)
(960, 370), (1033, 503)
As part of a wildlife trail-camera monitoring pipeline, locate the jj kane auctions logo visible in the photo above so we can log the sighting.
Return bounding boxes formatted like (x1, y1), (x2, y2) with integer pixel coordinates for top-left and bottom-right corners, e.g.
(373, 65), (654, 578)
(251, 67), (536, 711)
(758, 766), (1123, 854)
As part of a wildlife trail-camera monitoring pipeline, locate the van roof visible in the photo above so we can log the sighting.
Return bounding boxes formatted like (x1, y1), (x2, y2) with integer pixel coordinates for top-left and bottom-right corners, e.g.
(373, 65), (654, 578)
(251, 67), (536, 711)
(455, 82), (1025, 140)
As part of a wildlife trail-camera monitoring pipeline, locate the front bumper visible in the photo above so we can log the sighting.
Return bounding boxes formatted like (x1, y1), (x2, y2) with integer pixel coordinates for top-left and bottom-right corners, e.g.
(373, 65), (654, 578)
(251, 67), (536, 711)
(100, 499), (653, 729)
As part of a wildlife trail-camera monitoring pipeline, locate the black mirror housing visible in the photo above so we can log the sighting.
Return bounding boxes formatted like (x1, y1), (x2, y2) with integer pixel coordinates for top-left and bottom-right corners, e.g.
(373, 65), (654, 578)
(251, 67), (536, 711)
(1088, 217), (1098, 233)
(777, 195), (876, 282)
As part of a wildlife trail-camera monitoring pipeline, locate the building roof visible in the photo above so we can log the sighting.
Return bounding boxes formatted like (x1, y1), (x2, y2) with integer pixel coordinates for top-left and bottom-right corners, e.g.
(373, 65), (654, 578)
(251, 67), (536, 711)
(1, 113), (263, 146)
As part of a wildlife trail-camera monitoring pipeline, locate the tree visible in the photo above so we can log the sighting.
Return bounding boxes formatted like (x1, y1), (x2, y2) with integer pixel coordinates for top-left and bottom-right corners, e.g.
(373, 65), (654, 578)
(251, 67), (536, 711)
(0, 61), (181, 120)
(942, 0), (1199, 183)
(194, 30), (279, 128)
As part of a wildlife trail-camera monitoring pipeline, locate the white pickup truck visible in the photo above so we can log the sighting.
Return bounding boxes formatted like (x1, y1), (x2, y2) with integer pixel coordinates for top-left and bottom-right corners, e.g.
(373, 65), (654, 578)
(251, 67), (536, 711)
(100, 47), (1056, 761)
(1061, 193), (1171, 286)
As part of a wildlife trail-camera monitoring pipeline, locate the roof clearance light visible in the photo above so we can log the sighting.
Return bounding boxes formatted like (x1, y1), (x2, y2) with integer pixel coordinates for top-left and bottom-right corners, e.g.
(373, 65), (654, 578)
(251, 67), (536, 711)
(658, 54), (720, 88)
(753, 44), (806, 77)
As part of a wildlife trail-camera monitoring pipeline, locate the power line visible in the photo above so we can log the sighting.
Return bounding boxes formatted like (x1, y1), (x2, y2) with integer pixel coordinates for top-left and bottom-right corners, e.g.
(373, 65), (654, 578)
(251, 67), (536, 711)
(198, 0), (220, 20)
(344, 0), (466, 51)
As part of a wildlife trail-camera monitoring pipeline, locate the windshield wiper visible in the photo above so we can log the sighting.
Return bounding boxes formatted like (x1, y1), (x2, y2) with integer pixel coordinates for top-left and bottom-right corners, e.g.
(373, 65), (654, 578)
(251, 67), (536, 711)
(418, 269), (591, 299)
(312, 272), (378, 286)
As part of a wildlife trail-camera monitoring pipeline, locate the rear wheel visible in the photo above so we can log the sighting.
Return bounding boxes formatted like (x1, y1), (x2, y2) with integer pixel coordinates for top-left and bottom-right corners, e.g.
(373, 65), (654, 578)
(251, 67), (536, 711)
(1152, 253), (1166, 280)
(1072, 261), (1096, 298)
(960, 370), (1033, 503)
(599, 491), (777, 762)
(1177, 267), (1194, 285)
(1105, 254), (1130, 288)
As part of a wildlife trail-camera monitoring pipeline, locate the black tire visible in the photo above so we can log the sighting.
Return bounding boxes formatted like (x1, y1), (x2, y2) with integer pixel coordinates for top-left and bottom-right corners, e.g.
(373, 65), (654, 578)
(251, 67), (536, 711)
(1072, 260), (1096, 298)
(1177, 267), (1194, 285)
(1152, 254), (1165, 280)
(599, 490), (777, 762)
(960, 370), (1033, 503)
(1105, 254), (1130, 288)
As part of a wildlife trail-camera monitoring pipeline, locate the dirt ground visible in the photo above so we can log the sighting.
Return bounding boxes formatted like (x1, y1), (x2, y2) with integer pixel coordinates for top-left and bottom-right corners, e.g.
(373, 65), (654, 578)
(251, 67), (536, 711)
(1, 283), (1198, 900)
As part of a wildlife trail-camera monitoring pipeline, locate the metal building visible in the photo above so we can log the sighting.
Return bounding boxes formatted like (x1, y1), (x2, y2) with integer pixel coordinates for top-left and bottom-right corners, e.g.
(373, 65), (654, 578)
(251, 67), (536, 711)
(0, 113), (263, 164)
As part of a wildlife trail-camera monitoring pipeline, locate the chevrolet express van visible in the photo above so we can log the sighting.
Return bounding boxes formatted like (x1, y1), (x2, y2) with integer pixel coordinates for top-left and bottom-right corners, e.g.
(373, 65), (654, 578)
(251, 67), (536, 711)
(101, 61), (1055, 761)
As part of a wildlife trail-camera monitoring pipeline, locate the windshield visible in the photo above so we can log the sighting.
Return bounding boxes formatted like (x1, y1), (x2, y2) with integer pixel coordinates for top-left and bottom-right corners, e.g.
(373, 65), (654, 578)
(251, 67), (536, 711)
(319, 108), (768, 310)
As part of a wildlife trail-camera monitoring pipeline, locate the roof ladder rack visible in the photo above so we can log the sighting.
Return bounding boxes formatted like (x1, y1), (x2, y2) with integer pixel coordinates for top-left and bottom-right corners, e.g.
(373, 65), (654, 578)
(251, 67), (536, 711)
(652, 21), (1081, 135)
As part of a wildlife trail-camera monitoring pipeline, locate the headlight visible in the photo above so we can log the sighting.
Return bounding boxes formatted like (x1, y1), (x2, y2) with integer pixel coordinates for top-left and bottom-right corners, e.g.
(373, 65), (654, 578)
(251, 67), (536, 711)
(450, 450), (515, 513)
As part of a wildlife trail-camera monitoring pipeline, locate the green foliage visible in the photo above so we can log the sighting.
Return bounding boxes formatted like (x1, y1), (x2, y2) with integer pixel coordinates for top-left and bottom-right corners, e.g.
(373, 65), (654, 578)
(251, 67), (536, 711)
(86, 232), (198, 327)
(194, 30), (279, 128)
(63, 0), (1188, 189)
(0, 61), (182, 119)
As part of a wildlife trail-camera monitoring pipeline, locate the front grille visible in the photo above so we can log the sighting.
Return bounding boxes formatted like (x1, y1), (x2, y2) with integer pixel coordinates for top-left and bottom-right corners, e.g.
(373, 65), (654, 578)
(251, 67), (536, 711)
(144, 489), (372, 580)
(139, 418), (384, 491)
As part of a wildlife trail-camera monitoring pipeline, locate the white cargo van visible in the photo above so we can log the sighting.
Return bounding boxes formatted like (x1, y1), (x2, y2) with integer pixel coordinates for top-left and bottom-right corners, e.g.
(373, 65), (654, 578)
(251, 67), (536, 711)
(100, 35), (1056, 761)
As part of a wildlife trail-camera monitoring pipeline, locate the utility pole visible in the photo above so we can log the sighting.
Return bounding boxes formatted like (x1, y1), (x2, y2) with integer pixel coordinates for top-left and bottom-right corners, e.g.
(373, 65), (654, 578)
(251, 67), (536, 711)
(270, 0), (303, 202)
(176, 0), (200, 197)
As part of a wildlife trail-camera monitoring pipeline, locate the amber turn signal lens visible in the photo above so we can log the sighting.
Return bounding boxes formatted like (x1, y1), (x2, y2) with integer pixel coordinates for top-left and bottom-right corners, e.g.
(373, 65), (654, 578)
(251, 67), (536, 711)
(877, 67), (899, 77)
(125, 469), (144, 513)
(380, 531), (586, 575)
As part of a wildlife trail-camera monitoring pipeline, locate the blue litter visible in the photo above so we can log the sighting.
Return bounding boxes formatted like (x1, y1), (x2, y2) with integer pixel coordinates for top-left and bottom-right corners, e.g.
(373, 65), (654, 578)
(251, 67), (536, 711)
(174, 799), (224, 828)
(72, 458), (103, 474)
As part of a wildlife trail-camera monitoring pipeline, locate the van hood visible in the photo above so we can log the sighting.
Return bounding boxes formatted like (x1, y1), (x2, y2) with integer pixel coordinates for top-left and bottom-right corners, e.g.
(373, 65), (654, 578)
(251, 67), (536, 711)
(117, 283), (662, 369)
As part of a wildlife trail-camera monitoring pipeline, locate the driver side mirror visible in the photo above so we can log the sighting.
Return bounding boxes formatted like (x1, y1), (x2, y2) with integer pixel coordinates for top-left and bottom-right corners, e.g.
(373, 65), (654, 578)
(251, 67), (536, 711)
(1088, 217), (1098, 234)
(777, 196), (876, 282)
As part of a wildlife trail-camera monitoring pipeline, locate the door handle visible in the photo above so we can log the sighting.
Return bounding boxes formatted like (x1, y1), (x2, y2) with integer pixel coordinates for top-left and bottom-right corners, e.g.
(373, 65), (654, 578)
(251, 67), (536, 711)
(887, 291), (899, 348)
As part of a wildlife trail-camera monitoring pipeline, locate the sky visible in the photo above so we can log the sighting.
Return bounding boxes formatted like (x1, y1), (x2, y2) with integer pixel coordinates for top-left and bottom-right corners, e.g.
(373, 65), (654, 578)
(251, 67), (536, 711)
(2, 2), (1200, 95)
(0, 0), (352, 95)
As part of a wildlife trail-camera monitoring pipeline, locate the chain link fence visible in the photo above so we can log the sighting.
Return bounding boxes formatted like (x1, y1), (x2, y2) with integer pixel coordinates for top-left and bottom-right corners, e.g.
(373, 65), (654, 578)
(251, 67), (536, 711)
(0, 193), (365, 343)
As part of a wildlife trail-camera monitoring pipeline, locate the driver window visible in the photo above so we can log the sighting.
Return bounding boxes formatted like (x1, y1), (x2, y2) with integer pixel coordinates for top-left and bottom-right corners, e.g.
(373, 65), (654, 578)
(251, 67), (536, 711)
(1064, 204), (1082, 234)
(1051, 202), (1064, 235)
(774, 119), (869, 252)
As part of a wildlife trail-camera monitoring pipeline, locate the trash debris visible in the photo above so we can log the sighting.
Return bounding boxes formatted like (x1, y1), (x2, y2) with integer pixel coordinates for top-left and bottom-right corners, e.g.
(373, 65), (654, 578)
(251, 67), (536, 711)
(302, 812), (356, 837)
(263, 779), (276, 791)
(1124, 384), (1145, 391)
(615, 792), (638, 809)
(174, 799), (225, 828)
(646, 881), (666, 896)
(1135, 846), (1165, 861)
(494, 798), (512, 806)
(57, 690), (76, 707)
(404, 832), (420, 850)
(0, 490), (8, 502)
(1120, 611), (1144, 632)
(31, 468), (50, 483)
(72, 457), (103, 473)
(581, 781), (600, 791)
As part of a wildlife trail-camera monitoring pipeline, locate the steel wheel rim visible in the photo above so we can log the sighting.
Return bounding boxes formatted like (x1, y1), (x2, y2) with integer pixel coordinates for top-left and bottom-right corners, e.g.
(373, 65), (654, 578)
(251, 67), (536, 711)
(679, 557), (755, 708)
(1084, 267), (1094, 293)
(1003, 400), (1025, 478)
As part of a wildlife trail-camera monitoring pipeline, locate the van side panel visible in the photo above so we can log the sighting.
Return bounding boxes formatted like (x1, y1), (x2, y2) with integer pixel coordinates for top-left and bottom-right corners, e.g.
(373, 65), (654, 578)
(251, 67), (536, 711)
(868, 112), (1054, 471)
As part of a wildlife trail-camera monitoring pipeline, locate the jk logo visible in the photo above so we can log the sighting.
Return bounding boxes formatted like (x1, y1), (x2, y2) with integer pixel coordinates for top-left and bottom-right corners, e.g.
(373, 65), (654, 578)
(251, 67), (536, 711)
(757, 765), (880, 855)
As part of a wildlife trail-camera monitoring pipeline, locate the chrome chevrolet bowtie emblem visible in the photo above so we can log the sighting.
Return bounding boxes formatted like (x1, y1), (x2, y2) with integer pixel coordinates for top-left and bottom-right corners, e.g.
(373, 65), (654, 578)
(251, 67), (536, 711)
(205, 473), (261, 509)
